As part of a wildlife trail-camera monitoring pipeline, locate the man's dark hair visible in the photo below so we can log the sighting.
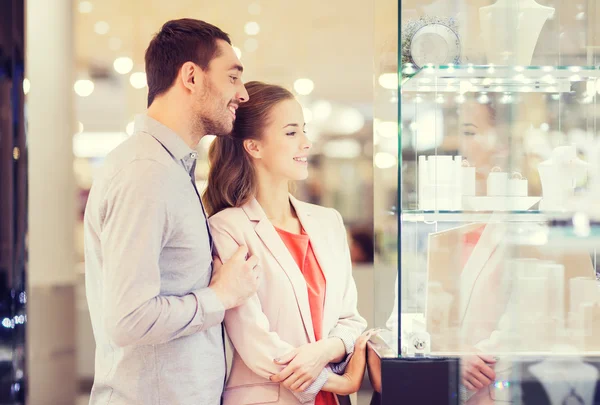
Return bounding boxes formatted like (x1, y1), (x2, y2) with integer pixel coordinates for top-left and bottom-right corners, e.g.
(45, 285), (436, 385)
(144, 19), (231, 107)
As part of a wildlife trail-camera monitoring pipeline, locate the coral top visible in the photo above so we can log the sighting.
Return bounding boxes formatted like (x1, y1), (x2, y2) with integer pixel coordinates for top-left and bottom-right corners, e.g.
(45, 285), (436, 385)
(276, 227), (338, 405)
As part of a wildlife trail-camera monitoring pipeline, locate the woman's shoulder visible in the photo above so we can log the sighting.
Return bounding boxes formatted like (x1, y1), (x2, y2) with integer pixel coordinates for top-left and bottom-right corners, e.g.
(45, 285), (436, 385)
(292, 198), (342, 224)
(208, 206), (250, 230)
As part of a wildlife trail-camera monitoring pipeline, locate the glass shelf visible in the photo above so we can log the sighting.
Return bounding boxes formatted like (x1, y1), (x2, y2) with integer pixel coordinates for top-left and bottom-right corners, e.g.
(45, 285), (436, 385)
(507, 225), (600, 252)
(402, 210), (548, 222)
(401, 64), (600, 93)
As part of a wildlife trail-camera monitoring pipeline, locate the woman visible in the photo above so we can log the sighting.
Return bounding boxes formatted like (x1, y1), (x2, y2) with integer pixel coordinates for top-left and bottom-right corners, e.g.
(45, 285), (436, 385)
(203, 81), (371, 405)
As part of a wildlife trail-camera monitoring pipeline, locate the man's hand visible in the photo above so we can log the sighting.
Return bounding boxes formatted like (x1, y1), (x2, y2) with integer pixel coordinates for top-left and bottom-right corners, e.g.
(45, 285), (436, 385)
(209, 246), (260, 310)
(269, 341), (332, 392)
(461, 354), (496, 391)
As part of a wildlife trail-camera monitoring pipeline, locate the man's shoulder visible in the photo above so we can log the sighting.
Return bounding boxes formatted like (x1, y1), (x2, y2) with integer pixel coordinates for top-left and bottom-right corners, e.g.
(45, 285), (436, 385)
(98, 134), (176, 185)
(104, 133), (173, 168)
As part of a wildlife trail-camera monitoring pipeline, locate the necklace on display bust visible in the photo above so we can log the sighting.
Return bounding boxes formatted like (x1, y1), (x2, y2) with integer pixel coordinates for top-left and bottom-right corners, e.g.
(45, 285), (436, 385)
(555, 367), (586, 405)
(562, 388), (585, 405)
(529, 357), (597, 405)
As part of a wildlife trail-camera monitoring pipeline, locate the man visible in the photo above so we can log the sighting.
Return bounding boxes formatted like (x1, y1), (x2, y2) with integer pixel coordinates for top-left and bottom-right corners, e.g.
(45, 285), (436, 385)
(84, 19), (259, 405)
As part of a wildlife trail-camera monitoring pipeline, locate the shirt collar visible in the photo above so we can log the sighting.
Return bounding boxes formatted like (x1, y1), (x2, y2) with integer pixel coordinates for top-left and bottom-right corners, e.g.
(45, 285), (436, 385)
(134, 114), (196, 161)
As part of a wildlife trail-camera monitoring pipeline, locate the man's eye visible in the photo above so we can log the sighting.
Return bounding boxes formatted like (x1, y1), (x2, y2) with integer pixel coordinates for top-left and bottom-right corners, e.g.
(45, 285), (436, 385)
(230, 76), (238, 83)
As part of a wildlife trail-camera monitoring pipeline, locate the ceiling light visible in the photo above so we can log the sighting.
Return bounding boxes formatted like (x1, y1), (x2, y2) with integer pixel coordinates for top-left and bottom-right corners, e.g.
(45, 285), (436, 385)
(311, 100), (332, 121)
(22, 78), (30, 95)
(94, 21), (110, 35)
(303, 108), (313, 124)
(129, 72), (147, 89)
(78, 1), (93, 13)
(244, 22), (260, 36)
(248, 2), (261, 15)
(113, 57), (133, 75)
(244, 38), (258, 52)
(374, 152), (397, 169)
(126, 121), (135, 136)
(109, 37), (122, 51)
(323, 139), (362, 159)
(337, 107), (364, 134)
(73, 132), (127, 158)
(74, 79), (94, 97)
(232, 46), (242, 59)
(376, 121), (397, 139)
(378, 73), (398, 90)
(294, 78), (314, 95)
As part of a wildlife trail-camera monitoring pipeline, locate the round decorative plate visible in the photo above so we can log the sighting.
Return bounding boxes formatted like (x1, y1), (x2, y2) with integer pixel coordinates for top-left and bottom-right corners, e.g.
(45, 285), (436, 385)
(409, 23), (461, 68)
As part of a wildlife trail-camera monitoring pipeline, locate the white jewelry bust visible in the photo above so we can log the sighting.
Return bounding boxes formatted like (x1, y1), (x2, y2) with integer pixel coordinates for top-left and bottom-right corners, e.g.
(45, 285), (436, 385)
(479, 0), (555, 65)
(538, 145), (588, 211)
(529, 354), (598, 405)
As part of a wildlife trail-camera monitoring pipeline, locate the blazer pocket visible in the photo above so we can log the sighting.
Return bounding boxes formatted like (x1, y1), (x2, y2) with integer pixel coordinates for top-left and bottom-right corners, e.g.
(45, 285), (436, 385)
(223, 382), (280, 405)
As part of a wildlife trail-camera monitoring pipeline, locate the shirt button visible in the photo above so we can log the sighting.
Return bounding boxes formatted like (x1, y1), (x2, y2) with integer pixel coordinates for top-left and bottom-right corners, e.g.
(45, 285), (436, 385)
(190, 152), (197, 159)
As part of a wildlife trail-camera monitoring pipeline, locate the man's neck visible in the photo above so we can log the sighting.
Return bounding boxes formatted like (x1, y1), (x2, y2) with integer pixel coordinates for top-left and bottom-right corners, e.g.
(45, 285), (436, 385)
(147, 99), (203, 149)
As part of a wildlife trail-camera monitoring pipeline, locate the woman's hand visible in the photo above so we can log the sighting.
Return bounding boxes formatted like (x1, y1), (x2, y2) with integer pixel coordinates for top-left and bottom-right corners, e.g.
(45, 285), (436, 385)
(270, 340), (334, 392)
(322, 329), (378, 395)
(461, 354), (496, 391)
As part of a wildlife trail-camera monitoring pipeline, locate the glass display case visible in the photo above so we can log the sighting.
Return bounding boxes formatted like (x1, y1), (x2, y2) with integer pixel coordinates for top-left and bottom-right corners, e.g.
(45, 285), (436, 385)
(370, 0), (600, 404)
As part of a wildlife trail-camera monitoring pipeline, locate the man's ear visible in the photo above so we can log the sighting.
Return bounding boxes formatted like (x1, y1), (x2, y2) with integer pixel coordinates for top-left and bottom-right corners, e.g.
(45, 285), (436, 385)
(244, 139), (261, 159)
(179, 62), (202, 93)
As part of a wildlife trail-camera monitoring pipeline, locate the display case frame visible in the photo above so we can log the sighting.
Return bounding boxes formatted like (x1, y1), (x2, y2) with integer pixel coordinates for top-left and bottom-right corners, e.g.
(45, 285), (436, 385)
(370, 1), (600, 404)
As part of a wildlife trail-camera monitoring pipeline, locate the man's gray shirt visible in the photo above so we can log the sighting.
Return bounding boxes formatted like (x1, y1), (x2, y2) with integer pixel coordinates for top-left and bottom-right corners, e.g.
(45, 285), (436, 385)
(84, 114), (225, 405)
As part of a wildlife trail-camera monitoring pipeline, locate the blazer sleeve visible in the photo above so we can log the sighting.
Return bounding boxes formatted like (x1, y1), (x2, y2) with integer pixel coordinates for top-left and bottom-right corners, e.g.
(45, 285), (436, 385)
(209, 216), (331, 404)
(327, 209), (368, 374)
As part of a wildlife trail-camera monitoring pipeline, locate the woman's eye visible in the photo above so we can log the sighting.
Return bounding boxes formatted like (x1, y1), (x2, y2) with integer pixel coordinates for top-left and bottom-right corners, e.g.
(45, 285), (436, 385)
(286, 132), (296, 136)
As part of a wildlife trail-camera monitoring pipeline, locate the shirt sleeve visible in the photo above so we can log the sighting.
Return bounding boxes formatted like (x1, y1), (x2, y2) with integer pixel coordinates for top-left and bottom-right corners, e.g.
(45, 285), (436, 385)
(100, 160), (224, 348)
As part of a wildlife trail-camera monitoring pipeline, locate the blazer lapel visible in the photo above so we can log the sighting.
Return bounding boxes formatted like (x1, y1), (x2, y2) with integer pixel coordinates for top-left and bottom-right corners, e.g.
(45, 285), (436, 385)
(243, 198), (316, 343)
(458, 218), (507, 323)
(290, 196), (337, 334)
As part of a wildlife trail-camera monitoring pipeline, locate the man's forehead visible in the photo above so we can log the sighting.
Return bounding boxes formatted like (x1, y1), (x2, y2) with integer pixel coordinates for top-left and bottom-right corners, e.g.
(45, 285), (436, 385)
(213, 40), (243, 69)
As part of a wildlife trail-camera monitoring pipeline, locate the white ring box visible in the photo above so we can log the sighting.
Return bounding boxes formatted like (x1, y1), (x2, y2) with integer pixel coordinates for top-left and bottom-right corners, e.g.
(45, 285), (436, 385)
(418, 155), (463, 210)
(461, 166), (476, 196)
(487, 171), (508, 196)
(508, 177), (528, 196)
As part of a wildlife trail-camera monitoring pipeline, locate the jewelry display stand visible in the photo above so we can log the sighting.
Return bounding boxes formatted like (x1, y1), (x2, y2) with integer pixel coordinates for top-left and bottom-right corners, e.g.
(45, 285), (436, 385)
(479, 0), (554, 65)
(538, 146), (588, 211)
(385, 1), (600, 404)
(529, 357), (597, 405)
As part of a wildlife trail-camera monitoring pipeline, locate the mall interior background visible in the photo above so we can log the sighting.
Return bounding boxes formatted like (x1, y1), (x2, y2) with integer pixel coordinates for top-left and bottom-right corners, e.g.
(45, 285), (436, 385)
(7, 0), (600, 403)
(0, 0), (399, 403)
